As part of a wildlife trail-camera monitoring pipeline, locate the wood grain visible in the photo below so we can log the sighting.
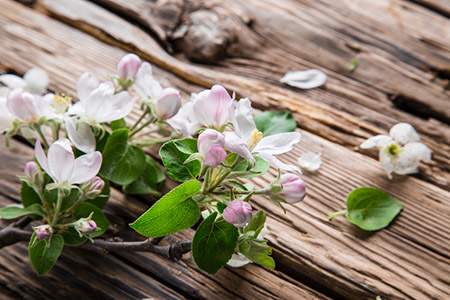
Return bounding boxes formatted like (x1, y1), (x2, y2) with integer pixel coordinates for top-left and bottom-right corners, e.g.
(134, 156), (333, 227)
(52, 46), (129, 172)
(38, 0), (450, 190)
(1, 0), (449, 299)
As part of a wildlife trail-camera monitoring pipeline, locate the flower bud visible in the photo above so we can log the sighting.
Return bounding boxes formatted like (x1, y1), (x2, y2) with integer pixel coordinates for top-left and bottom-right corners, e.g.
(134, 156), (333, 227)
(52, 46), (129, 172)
(33, 225), (53, 240)
(24, 161), (39, 178)
(198, 129), (227, 167)
(154, 88), (181, 120)
(82, 176), (105, 199)
(74, 218), (97, 236)
(117, 53), (142, 80)
(223, 200), (252, 227)
(280, 173), (306, 204)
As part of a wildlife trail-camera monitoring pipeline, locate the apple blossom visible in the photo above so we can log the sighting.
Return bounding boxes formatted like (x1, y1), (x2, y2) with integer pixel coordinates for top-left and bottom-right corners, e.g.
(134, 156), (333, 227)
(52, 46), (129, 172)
(360, 123), (431, 178)
(198, 129), (227, 167)
(0, 68), (48, 95)
(225, 98), (301, 171)
(279, 173), (306, 203)
(35, 139), (102, 186)
(223, 200), (252, 227)
(167, 100), (200, 136)
(117, 53), (142, 80)
(154, 88), (182, 120)
(6, 89), (57, 123)
(68, 73), (134, 124)
(65, 118), (96, 153)
(192, 85), (234, 128)
(33, 225), (53, 240)
(0, 96), (14, 132)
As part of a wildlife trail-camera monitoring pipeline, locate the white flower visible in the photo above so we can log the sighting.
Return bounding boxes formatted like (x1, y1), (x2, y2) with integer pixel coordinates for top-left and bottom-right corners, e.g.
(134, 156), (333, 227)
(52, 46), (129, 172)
(225, 99), (301, 171)
(68, 73), (134, 124)
(65, 118), (96, 153)
(280, 69), (327, 89)
(167, 98), (200, 136)
(35, 139), (102, 185)
(6, 89), (57, 123)
(360, 123), (431, 178)
(0, 68), (49, 95)
(0, 96), (14, 132)
(297, 152), (321, 172)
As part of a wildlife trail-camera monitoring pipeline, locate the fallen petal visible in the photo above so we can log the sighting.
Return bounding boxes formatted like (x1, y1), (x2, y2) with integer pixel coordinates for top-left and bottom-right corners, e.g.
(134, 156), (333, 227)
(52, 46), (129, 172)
(280, 69), (327, 89)
(298, 152), (322, 172)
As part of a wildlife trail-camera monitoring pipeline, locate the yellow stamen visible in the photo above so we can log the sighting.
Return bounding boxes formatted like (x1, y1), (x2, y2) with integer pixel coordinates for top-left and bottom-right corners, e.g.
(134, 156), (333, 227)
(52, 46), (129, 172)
(249, 130), (263, 150)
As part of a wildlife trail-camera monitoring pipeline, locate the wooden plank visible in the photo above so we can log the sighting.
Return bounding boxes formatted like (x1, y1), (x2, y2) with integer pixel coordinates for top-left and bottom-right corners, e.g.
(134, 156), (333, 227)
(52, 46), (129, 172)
(37, 0), (450, 190)
(408, 0), (450, 17)
(1, 1), (449, 298)
(0, 138), (329, 300)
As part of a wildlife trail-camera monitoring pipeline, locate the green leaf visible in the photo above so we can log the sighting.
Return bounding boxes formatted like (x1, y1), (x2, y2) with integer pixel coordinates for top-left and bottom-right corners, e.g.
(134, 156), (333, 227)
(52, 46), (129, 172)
(244, 211), (266, 237)
(160, 138), (201, 182)
(21, 182), (41, 207)
(100, 128), (146, 185)
(255, 111), (296, 136)
(111, 118), (127, 130)
(239, 239), (275, 269)
(0, 204), (44, 220)
(130, 180), (201, 237)
(123, 156), (165, 196)
(74, 202), (109, 238)
(192, 212), (239, 274)
(345, 187), (403, 231)
(28, 233), (64, 275)
(43, 187), (80, 212)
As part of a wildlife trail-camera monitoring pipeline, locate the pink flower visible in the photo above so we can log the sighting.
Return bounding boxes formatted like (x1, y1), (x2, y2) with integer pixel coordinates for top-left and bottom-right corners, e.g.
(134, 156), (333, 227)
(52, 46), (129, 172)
(223, 200), (252, 227)
(280, 173), (306, 203)
(35, 139), (102, 185)
(154, 87), (181, 120)
(198, 129), (227, 167)
(34, 225), (53, 240)
(192, 85), (234, 128)
(117, 53), (142, 80)
(74, 219), (97, 235)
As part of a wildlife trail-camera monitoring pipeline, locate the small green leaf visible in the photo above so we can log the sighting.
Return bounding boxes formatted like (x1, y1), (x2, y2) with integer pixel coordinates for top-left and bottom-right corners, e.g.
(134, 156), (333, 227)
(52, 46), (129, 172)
(239, 239), (275, 269)
(123, 156), (165, 196)
(0, 204), (44, 220)
(255, 111), (296, 136)
(244, 211), (266, 237)
(192, 212), (239, 274)
(130, 180), (201, 237)
(21, 182), (41, 207)
(28, 233), (64, 275)
(111, 118), (127, 130)
(100, 128), (146, 185)
(345, 187), (403, 231)
(74, 202), (109, 238)
(160, 139), (201, 182)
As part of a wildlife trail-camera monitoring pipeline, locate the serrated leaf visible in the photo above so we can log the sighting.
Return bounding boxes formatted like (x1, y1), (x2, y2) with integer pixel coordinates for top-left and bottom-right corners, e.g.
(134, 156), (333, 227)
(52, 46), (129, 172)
(28, 233), (64, 275)
(159, 138), (201, 182)
(192, 212), (239, 274)
(255, 111), (296, 136)
(130, 180), (201, 237)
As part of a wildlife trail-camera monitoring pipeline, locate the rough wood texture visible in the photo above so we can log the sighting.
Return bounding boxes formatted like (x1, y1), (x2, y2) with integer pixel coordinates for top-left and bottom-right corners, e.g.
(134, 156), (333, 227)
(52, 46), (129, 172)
(1, 0), (449, 299)
(39, 0), (450, 190)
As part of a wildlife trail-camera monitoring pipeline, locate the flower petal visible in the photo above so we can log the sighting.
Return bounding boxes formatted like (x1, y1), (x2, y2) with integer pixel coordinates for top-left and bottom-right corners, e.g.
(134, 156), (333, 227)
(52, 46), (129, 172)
(97, 90), (135, 123)
(48, 139), (75, 183)
(280, 69), (327, 89)
(394, 142), (431, 175)
(0, 74), (25, 89)
(259, 152), (300, 172)
(70, 151), (102, 184)
(65, 118), (96, 153)
(134, 62), (162, 99)
(227, 253), (251, 268)
(379, 148), (394, 179)
(76, 72), (99, 101)
(6, 90), (38, 121)
(389, 123), (420, 145)
(23, 68), (48, 95)
(253, 132), (301, 156)
(360, 135), (392, 149)
(297, 152), (321, 172)
(34, 139), (49, 175)
(167, 101), (200, 136)
(224, 131), (254, 161)
(193, 85), (234, 127)
(233, 98), (256, 141)
(0, 97), (14, 132)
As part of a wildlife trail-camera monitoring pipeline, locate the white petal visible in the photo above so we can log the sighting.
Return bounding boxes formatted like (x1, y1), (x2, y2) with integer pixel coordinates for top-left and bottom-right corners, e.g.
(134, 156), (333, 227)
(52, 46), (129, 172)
(67, 102), (86, 117)
(360, 135), (393, 149)
(224, 131), (254, 161)
(379, 148), (394, 179)
(394, 142), (431, 175)
(0, 87), (10, 97)
(227, 253), (251, 268)
(6, 90), (38, 121)
(233, 98), (256, 141)
(83, 82), (115, 120)
(298, 152), (321, 172)
(389, 123), (420, 145)
(0, 97), (14, 132)
(167, 101), (200, 136)
(134, 62), (162, 99)
(280, 69), (327, 89)
(259, 152), (300, 172)
(193, 85), (234, 127)
(253, 132), (301, 156)
(70, 151), (102, 184)
(95, 90), (135, 123)
(76, 72), (99, 101)
(34, 140), (49, 175)
(0, 74), (25, 89)
(65, 118), (96, 153)
(23, 68), (48, 95)
(48, 139), (75, 182)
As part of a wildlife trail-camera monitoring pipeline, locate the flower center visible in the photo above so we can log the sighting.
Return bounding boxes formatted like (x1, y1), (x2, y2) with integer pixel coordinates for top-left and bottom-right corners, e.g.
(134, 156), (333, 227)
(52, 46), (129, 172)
(52, 94), (72, 114)
(249, 130), (263, 150)
(386, 143), (401, 156)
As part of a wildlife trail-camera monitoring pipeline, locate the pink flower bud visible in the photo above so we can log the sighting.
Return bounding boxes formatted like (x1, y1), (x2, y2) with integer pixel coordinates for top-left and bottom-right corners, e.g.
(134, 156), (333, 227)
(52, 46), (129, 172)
(198, 129), (227, 167)
(223, 200), (252, 227)
(74, 219), (97, 235)
(280, 173), (306, 203)
(83, 176), (105, 199)
(117, 53), (142, 80)
(154, 88), (181, 120)
(34, 225), (53, 240)
(24, 161), (39, 178)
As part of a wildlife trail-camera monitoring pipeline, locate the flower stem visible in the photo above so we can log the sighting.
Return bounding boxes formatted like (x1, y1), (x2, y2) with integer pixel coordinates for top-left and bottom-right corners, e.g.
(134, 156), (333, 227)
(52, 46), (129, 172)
(51, 189), (63, 226)
(129, 116), (155, 138)
(327, 209), (347, 221)
(34, 125), (49, 149)
(129, 109), (149, 131)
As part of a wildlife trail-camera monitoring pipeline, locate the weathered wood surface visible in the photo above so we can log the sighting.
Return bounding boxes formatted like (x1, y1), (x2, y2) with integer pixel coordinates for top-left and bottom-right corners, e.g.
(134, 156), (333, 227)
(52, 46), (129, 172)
(0, 0), (449, 299)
